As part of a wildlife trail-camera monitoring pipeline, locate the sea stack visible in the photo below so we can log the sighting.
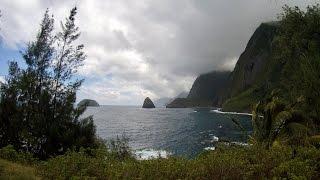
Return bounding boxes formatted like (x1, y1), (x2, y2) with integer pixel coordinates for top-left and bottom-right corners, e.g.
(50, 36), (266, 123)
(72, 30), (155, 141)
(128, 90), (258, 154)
(142, 97), (155, 108)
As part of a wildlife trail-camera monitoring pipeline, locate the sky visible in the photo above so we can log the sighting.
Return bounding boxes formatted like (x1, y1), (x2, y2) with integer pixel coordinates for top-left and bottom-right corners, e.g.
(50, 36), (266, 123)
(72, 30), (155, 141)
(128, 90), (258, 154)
(0, 0), (316, 105)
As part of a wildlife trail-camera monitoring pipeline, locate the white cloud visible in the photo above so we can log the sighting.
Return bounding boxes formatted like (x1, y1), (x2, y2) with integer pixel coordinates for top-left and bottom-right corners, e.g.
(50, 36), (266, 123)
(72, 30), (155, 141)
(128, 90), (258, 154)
(0, 0), (315, 104)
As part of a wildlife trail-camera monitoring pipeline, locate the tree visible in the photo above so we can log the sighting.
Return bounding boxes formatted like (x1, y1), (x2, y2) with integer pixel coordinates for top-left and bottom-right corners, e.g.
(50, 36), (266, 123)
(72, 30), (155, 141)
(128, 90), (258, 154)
(251, 91), (311, 148)
(273, 4), (320, 131)
(0, 7), (96, 159)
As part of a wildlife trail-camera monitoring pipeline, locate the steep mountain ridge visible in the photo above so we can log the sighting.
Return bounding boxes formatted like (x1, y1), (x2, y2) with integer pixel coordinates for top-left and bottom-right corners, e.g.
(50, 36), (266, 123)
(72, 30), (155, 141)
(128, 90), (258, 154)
(222, 22), (279, 112)
(229, 22), (278, 96)
(167, 22), (279, 111)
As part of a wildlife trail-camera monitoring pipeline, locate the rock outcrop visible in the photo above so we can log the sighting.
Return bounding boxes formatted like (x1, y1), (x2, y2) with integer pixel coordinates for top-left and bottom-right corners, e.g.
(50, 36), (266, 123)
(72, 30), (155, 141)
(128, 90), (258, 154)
(78, 99), (100, 107)
(142, 97), (155, 108)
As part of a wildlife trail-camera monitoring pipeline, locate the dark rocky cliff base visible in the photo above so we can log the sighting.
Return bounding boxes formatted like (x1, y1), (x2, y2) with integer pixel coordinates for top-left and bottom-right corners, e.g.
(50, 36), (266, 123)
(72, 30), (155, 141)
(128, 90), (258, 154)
(142, 97), (155, 108)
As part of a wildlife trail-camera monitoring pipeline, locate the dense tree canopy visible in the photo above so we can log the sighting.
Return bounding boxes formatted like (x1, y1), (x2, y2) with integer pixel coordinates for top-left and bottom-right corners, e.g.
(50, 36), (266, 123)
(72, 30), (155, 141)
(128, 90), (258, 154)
(275, 5), (320, 125)
(0, 7), (97, 159)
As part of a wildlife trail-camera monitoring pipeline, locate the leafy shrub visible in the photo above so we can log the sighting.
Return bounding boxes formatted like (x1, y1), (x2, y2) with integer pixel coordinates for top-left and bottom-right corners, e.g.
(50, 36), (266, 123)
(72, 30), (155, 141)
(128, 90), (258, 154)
(107, 134), (133, 161)
(0, 145), (36, 164)
(0, 159), (39, 179)
(272, 159), (316, 179)
(36, 144), (320, 179)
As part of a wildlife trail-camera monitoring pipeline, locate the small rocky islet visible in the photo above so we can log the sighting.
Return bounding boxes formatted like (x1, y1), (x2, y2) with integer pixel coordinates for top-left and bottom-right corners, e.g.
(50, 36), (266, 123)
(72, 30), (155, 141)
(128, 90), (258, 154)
(78, 99), (100, 107)
(142, 97), (155, 108)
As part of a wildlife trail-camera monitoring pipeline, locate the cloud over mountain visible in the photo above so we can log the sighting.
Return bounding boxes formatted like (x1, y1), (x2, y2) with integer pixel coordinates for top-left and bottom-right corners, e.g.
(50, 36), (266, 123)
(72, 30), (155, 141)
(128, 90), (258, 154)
(0, 0), (314, 105)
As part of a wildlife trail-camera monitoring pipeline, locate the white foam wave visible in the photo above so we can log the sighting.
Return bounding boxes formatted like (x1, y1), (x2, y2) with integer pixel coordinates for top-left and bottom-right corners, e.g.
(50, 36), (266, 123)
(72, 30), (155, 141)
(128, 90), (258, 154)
(222, 141), (251, 146)
(204, 147), (215, 151)
(211, 136), (219, 142)
(134, 149), (170, 160)
(211, 109), (253, 116)
(231, 142), (250, 146)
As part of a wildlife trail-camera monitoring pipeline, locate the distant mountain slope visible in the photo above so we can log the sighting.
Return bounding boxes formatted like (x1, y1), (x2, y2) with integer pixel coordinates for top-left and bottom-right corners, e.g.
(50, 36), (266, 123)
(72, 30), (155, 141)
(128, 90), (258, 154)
(155, 91), (188, 107)
(176, 91), (188, 98)
(154, 97), (173, 107)
(166, 72), (230, 108)
(166, 98), (213, 108)
(187, 71), (230, 105)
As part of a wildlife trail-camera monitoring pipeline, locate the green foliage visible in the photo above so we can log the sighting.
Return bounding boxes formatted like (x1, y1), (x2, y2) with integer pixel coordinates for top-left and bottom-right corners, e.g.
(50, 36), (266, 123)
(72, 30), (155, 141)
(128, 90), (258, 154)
(225, 4), (320, 128)
(235, 4), (320, 148)
(0, 140), (318, 179)
(0, 159), (39, 179)
(0, 7), (97, 159)
(273, 4), (320, 129)
(35, 145), (320, 179)
(222, 85), (266, 112)
(310, 135), (320, 148)
(0, 145), (37, 165)
(251, 92), (311, 147)
(107, 135), (133, 161)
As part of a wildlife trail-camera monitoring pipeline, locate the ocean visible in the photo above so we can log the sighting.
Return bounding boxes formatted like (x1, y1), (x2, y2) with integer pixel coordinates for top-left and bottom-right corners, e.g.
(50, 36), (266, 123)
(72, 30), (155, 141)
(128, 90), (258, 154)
(83, 106), (252, 159)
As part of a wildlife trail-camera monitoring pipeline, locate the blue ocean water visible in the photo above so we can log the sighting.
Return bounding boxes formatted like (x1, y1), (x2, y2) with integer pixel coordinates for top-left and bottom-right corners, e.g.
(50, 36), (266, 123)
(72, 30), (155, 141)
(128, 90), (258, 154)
(83, 106), (252, 158)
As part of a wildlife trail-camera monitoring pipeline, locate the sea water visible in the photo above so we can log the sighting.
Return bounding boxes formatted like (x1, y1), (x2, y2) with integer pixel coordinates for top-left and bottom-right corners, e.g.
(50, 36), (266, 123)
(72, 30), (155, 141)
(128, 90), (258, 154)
(83, 106), (252, 159)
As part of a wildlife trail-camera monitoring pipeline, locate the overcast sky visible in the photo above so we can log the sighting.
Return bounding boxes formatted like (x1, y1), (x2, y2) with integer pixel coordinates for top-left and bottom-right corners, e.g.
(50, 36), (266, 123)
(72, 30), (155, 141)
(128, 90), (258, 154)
(0, 0), (316, 105)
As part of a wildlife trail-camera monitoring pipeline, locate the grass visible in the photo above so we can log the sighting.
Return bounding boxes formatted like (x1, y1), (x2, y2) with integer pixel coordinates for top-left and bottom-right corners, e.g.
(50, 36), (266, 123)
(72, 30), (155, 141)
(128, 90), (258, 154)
(0, 144), (319, 179)
(0, 159), (39, 180)
(37, 145), (320, 179)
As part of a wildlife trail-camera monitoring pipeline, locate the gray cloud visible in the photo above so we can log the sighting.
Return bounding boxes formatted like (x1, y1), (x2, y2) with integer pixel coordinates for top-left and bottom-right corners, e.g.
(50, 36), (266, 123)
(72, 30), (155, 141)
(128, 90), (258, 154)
(0, 0), (315, 105)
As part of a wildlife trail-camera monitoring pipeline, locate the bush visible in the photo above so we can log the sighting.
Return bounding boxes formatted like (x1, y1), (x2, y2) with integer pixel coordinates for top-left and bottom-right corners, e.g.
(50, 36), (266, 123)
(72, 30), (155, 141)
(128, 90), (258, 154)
(107, 134), (133, 161)
(0, 145), (36, 165)
(36, 144), (320, 179)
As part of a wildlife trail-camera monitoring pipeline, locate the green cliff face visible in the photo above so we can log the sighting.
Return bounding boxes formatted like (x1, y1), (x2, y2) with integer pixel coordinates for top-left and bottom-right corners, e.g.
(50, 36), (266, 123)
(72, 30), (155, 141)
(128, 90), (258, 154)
(229, 22), (278, 96)
(167, 22), (280, 111)
(222, 22), (279, 112)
